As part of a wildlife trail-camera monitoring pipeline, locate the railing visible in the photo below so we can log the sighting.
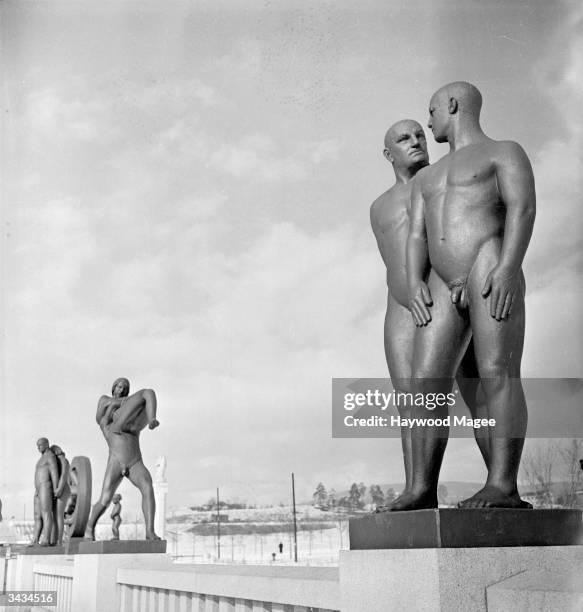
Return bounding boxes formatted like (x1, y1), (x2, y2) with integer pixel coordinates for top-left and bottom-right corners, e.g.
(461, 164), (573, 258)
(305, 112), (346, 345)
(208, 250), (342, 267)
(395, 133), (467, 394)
(117, 563), (340, 612)
(32, 561), (74, 612)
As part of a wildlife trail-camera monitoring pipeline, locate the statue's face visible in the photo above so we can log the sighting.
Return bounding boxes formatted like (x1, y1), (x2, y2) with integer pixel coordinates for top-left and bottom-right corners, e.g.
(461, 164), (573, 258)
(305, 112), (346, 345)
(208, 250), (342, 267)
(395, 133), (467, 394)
(428, 91), (450, 143)
(385, 120), (429, 171)
(37, 439), (49, 453)
(112, 379), (130, 398)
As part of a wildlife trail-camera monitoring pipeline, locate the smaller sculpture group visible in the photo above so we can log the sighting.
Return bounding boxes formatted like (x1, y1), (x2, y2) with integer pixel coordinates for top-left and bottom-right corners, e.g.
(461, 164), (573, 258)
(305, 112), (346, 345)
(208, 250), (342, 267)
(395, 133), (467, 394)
(30, 438), (70, 547)
(30, 378), (160, 546)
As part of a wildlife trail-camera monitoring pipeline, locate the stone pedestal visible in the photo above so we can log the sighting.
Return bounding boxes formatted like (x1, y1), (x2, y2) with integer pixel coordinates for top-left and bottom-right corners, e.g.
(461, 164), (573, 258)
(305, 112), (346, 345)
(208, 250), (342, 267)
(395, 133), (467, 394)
(339, 546), (583, 612)
(70, 552), (170, 612)
(10, 544), (66, 555)
(349, 508), (583, 549)
(77, 539), (167, 554)
(153, 480), (168, 539)
(64, 537), (87, 555)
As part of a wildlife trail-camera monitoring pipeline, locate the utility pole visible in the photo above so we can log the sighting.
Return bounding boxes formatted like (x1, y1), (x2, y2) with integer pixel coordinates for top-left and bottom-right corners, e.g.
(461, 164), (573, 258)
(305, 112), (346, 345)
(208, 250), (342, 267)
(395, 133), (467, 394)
(291, 473), (298, 562)
(216, 487), (221, 560)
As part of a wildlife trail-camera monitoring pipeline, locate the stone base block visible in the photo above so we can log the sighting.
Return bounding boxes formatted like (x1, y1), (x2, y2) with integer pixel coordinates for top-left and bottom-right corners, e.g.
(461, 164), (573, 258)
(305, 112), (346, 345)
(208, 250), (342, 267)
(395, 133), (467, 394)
(10, 544), (66, 555)
(64, 537), (88, 555)
(339, 546), (583, 612)
(487, 568), (583, 612)
(77, 539), (167, 554)
(349, 508), (582, 549)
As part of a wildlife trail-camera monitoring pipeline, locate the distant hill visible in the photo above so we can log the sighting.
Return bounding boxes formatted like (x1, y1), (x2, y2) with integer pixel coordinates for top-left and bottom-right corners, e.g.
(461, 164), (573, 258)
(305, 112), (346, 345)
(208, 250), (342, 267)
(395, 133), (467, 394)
(335, 482), (485, 504)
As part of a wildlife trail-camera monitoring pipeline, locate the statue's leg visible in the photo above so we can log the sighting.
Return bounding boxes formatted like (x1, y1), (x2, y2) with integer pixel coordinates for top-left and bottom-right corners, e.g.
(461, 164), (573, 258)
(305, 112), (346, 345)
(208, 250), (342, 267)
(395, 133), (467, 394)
(456, 340), (490, 468)
(458, 238), (528, 509)
(391, 270), (471, 511)
(38, 485), (54, 546)
(127, 461), (160, 540)
(52, 498), (65, 546)
(112, 389), (158, 433)
(86, 456), (124, 540)
(111, 516), (120, 540)
(377, 292), (415, 510)
(30, 493), (42, 545)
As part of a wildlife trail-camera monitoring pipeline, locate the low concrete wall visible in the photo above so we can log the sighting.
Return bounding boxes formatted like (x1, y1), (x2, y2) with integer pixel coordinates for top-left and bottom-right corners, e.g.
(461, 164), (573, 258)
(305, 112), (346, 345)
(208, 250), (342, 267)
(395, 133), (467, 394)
(117, 563), (340, 611)
(4, 545), (583, 611)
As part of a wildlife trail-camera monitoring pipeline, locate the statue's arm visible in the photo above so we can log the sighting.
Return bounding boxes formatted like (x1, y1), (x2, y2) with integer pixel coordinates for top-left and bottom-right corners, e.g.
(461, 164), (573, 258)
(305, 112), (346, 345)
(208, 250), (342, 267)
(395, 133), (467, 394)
(370, 199), (389, 268)
(55, 459), (69, 497)
(96, 395), (110, 425)
(48, 454), (59, 492)
(482, 142), (536, 320)
(406, 177), (432, 326)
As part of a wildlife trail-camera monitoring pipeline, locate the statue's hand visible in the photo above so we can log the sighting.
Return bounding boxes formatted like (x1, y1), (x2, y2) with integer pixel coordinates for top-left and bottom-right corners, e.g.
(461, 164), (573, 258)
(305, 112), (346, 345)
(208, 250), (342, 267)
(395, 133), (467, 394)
(481, 265), (519, 320)
(409, 281), (433, 326)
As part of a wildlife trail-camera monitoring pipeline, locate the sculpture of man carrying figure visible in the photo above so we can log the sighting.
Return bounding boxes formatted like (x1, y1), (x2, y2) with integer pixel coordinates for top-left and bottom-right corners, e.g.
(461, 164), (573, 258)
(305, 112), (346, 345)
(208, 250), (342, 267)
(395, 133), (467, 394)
(403, 81), (535, 509)
(371, 119), (489, 510)
(30, 438), (59, 546)
(85, 378), (161, 540)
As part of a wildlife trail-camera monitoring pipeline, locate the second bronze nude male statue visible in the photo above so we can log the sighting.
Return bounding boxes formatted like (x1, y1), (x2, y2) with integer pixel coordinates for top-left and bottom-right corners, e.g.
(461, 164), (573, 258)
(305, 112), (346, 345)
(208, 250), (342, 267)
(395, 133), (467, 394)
(85, 378), (161, 540)
(375, 81), (535, 510)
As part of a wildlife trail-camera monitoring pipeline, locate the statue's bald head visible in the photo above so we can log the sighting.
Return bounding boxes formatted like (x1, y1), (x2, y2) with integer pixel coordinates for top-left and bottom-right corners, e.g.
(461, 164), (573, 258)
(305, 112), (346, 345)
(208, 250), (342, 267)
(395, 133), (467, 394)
(431, 81), (482, 118)
(36, 438), (49, 453)
(383, 119), (429, 174)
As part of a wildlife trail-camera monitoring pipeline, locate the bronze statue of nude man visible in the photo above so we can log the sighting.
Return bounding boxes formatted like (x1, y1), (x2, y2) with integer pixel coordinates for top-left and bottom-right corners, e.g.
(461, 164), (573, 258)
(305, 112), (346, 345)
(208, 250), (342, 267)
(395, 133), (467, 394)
(371, 119), (489, 509)
(31, 438), (59, 546)
(85, 378), (161, 540)
(404, 81), (535, 509)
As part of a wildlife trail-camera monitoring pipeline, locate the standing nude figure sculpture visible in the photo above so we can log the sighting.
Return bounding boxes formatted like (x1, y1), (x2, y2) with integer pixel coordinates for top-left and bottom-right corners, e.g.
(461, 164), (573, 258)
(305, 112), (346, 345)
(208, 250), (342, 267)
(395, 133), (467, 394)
(404, 81), (535, 509)
(370, 119), (490, 510)
(50, 445), (70, 546)
(85, 378), (161, 540)
(30, 438), (59, 546)
(110, 494), (122, 540)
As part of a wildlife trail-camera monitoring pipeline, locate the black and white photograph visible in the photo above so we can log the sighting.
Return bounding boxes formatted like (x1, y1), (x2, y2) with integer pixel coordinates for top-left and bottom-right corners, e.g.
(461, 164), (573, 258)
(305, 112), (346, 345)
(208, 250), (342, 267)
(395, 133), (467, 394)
(1, 1), (582, 610)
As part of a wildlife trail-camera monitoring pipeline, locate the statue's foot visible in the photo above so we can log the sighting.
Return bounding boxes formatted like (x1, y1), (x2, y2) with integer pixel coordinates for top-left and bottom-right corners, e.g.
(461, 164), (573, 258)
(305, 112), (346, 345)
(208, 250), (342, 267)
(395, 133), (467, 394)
(458, 485), (532, 509)
(148, 419), (160, 430)
(84, 527), (96, 541)
(110, 537), (119, 541)
(145, 530), (161, 541)
(27, 541), (39, 547)
(374, 491), (411, 513)
(39, 540), (50, 547)
(383, 490), (437, 512)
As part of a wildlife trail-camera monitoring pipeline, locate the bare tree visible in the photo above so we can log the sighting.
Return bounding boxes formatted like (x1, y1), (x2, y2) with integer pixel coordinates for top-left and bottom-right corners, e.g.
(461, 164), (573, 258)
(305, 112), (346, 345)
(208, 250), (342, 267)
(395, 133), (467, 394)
(520, 441), (557, 508)
(557, 439), (583, 508)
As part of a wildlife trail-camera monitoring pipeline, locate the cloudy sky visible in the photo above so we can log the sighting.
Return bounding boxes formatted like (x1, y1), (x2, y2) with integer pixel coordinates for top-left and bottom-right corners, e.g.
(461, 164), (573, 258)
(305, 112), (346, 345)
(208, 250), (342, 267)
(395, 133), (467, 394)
(1, 0), (581, 519)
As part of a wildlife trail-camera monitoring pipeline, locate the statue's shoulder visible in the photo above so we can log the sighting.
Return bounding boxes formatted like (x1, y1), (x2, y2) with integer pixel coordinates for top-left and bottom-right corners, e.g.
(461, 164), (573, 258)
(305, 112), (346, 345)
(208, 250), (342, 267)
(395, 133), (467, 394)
(489, 139), (529, 162)
(371, 186), (396, 215)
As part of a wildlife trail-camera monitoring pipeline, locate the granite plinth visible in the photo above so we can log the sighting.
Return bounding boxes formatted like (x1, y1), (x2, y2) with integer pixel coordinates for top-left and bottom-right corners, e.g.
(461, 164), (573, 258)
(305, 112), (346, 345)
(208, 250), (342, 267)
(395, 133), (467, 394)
(64, 537), (88, 554)
(349, 508), (583, 549)
(10, 544), (66, 555)
(77, 539), (167, 554)
(340, 546), (583, 612)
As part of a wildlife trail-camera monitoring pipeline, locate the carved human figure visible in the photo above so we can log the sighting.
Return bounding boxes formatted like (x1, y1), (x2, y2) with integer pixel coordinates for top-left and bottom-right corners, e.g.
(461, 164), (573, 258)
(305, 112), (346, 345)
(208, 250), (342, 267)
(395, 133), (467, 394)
(154, 456), (167, 483)
(371, 119), (490, 509)
(50, 445), (71, 546)
(30, 438), (59, 546)
(370, 119), (488, 510)
(403, 81), (535, 509)
(110, 494), (122, 540)
(85, 378), (160, 540)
